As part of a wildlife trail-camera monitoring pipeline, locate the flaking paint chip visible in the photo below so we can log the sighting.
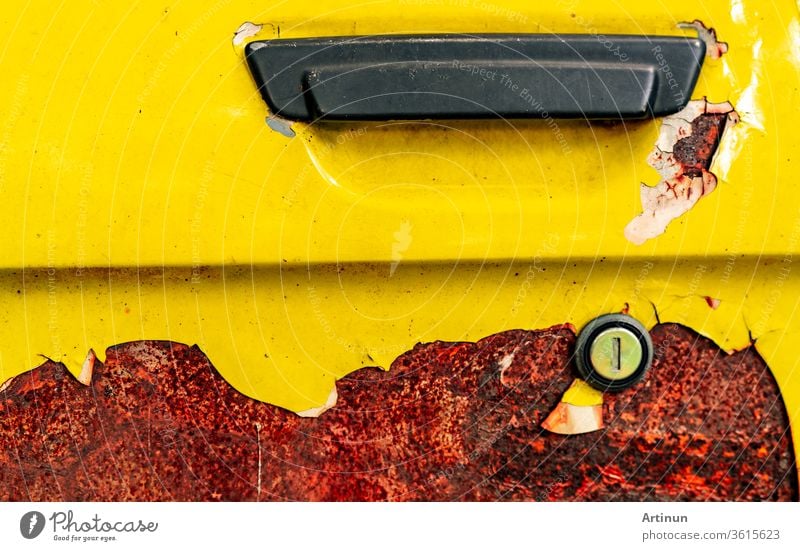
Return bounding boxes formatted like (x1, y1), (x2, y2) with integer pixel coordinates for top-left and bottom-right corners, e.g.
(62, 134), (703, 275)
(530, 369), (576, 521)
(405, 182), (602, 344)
(542, 402), (603, 435)
(77, 349), (96, 386)
(678, 20), (728, 59)
(0, 376), (14, 393)
(542, 379), (604, 435)
(625, 98), (739, 245)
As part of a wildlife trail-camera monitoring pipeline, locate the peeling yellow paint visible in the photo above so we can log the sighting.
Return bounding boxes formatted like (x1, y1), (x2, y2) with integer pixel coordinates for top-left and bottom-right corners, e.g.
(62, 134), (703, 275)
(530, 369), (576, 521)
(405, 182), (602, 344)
(625, 99), (738, 245)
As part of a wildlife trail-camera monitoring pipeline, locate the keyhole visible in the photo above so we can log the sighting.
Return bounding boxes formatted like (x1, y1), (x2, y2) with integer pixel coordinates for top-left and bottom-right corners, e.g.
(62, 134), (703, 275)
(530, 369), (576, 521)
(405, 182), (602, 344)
(612, 337), (621, 372)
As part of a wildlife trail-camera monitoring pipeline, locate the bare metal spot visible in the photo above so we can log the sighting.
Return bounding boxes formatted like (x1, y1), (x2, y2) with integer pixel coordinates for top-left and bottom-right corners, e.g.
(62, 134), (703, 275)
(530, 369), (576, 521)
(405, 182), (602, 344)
(76, 349), (96, 386)
(233, 22), (263, 47)
(625, 98), (738, 245)
(266, 115), (296, 138)
(542, 402), (603, 435)
(296, 386), (338, 418)
(0, 376), (15, 393)
(679, 20), (728, 59)
(497, 352), (516, 387)
(389, 220), (413, 277)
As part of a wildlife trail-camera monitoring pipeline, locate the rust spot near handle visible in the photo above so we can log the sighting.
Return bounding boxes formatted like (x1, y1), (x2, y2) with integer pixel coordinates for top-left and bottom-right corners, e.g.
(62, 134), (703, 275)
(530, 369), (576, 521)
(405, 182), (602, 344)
(625, 98), (739, 245)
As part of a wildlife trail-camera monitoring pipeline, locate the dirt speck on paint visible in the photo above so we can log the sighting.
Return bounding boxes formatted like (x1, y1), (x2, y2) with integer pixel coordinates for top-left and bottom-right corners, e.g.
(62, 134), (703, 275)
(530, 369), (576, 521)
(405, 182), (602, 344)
(625, 99), (739, 245)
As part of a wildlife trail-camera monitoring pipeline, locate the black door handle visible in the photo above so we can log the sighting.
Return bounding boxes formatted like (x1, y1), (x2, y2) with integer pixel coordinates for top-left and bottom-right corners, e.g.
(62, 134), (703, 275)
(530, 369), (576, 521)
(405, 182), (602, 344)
(245, 34), (705, 122)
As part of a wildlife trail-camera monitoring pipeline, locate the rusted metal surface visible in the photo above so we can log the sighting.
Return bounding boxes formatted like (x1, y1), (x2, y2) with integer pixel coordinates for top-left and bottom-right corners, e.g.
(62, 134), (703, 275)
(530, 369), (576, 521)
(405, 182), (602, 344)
(673, 112), (729, 178)
(0, 324), (795, 501)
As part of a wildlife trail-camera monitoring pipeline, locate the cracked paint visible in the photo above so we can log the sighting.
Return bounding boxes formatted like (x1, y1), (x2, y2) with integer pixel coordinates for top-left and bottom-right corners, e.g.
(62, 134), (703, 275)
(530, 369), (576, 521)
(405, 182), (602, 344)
(625, 98), (739, 245)
(297, 387), (338, 418)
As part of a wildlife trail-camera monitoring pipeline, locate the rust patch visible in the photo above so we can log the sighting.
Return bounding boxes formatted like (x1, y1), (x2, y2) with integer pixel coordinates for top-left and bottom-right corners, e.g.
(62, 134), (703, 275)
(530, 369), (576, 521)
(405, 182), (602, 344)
(0, 324), (795, 501)
(625, 99), (739, 245)
(673, 112), (729, 177)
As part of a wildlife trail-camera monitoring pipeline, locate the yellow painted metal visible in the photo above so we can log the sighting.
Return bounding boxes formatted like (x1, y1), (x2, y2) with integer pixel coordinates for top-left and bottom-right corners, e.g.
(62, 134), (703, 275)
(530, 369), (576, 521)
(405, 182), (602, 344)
(1, 0), (800, 467)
